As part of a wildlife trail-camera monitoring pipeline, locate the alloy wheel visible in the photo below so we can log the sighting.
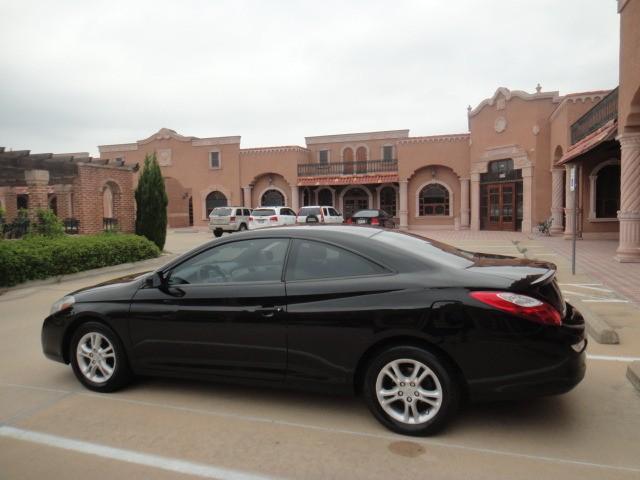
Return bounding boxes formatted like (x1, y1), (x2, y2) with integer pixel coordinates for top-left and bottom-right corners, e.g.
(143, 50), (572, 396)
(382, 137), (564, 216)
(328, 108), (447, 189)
(75, 332), (116, 383)
(375, 358), (443, 425)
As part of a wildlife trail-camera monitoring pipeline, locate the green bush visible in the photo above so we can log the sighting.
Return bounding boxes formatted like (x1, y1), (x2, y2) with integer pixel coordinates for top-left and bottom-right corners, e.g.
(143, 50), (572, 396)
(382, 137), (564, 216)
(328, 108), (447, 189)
(135, 153), (168, 250)
(29, 208), (65, 237)
(0, 234), (161, 287)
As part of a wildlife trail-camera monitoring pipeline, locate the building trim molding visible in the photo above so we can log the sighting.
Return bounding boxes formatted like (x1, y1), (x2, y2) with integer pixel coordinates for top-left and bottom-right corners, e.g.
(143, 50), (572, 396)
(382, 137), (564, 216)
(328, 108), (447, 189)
(469, 87), (560, 118)
(192, 136), (241, 146)
(549, 90), (611, 122)
(305, 130), (410, 145)
(399, 133), (469, 144)
(240, 145), (309, 154)
(414, 180), (455, 219)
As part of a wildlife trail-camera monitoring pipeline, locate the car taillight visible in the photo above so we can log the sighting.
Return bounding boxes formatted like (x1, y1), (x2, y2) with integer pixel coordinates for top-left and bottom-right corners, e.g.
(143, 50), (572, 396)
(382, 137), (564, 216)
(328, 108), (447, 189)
(346, 218), (352, 224)
(229, 216), (236, 222)
(249, 216), (254, 221)
(371, 217), (380, 226)
(470, 291), (562, 326)
(270, 216), (278, 222)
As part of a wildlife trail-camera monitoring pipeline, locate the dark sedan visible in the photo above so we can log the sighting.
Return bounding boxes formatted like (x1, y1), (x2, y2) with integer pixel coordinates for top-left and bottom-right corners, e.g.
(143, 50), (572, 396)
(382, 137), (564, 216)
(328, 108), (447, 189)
(42, 226), (586, 436)
(346, 209), (396, 228)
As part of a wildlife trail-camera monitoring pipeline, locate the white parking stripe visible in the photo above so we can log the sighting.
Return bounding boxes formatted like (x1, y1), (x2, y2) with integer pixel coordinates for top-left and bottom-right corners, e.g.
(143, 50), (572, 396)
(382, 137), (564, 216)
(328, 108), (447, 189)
(559, 283), (604, 286)
(0, 426), (275, 480)
(587, 354), (640, 362)
(582, 299), (629, 303)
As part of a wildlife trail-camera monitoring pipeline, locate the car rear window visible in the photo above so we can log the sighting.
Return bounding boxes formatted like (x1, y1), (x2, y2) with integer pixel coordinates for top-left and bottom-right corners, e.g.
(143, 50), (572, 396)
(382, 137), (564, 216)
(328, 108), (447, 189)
(299, 207), (321, 216)
(354, 210), (379, 217)
(252, 209), (276, 216)
(211, 207), (232, 216)
(373, 231), (475, 268)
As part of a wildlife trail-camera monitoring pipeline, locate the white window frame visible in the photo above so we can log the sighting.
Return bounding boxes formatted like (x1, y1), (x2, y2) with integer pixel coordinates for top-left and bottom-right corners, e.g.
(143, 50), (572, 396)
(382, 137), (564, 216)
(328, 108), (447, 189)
(318, 149), (330, 164)
(415, 180), (454, 218)
(381, 144), (395, 161)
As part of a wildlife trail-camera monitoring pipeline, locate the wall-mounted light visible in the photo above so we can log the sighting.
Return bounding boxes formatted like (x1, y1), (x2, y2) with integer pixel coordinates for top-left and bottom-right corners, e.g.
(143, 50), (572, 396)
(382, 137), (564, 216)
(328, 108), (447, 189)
(431, 168), (437, 179)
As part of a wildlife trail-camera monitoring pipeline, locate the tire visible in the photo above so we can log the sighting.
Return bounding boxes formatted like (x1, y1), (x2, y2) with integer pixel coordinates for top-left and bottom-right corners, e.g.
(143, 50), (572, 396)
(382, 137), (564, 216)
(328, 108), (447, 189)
(69, 321), (132, 393)
(238, 223), (247, 231)
(363, 345), (460, 436)
(213, 229), (223, 238)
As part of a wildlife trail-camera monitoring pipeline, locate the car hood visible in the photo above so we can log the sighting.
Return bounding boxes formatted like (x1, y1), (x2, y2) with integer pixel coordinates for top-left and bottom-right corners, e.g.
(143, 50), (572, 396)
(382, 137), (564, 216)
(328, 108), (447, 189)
(69, 271), (151, 302)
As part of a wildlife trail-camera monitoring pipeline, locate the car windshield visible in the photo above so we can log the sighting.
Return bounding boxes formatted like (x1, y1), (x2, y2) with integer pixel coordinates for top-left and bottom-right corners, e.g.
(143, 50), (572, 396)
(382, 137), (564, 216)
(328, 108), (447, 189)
(372, 231), (475, 268)
(353, 210), (379, 217)
(252, 209), (276, 216)
(211, 207), (232, 216)
(299, 207), (321, 216)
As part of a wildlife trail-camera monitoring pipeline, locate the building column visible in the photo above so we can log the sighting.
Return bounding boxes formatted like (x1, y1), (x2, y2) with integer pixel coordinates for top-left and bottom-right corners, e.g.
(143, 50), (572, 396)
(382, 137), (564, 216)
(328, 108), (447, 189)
(0, 187), (18, 222)
(54, 184), (73, 219)
(459, 177), (470, 229)
(242, 186), (252, 209)
(615, 133), (640, 262)
(24, 170), (50, 221)
(521, 166), (533, 233)
(550, 168), (564, 234)
(290, 185), (299, 212)
(470, 173), (480, 231)
(563, 164), (581, 239)
(399, 179), (408, 230)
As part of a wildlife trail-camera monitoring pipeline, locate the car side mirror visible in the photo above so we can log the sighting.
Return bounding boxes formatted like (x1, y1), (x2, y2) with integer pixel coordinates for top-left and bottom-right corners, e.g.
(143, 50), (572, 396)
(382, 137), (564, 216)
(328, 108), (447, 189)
(145, 271), (165, 289)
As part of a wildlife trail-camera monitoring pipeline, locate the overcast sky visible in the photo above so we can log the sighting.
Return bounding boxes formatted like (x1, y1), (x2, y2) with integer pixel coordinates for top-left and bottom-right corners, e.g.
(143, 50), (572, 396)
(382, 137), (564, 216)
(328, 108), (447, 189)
(0, 0), (620, 156)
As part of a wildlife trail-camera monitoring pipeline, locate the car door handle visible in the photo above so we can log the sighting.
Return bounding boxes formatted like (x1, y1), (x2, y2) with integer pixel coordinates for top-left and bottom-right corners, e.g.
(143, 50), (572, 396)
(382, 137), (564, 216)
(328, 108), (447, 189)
(257, 306), (284, 318)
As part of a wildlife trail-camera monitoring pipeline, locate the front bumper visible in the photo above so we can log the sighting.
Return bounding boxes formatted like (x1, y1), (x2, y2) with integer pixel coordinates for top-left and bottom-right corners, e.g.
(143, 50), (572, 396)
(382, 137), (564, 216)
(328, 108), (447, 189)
(41, 313), (69, 364)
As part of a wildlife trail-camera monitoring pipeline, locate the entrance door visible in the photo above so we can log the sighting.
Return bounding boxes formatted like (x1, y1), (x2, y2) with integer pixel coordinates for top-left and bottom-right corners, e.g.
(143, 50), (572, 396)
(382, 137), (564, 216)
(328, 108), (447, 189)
(343, 188), (369, 218)
(483, 182), (516, 231)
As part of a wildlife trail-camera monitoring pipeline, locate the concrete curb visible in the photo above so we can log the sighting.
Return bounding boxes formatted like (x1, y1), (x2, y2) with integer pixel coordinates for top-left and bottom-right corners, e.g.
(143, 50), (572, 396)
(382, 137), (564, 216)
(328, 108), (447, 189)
(0, 253), (178, 295)
(627, 362), (640, 393)
(569, 297), (620, 345)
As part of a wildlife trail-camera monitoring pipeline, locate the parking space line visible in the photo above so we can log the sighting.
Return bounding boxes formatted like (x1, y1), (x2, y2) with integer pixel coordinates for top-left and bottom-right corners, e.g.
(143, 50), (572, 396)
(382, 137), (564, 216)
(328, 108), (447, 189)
(587, 354), (640, 362)
(1, 382), (638, 474)
(582, 299), (629, 303)
(0, 426), (275, 480)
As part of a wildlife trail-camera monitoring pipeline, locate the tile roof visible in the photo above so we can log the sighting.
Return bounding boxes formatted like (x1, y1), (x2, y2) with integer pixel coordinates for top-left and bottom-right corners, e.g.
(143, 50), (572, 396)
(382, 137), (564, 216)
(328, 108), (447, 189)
(557, 119), (618, 166)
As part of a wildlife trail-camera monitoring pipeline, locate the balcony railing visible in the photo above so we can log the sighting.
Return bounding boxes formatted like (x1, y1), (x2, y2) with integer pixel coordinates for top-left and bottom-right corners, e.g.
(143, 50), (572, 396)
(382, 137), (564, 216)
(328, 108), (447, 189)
(570, 87), (618, 145)
(298, 159), (398, 177)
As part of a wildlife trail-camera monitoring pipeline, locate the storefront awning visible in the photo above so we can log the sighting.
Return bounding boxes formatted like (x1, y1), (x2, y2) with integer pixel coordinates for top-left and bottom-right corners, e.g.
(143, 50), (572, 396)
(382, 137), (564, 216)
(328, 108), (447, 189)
(557, 119), (618, 166)
(297, 173), (399, 187)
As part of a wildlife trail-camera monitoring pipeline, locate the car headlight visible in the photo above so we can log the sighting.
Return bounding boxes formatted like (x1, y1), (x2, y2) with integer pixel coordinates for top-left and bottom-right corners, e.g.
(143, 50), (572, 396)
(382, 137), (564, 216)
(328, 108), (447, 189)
(50, 295), (75, 315)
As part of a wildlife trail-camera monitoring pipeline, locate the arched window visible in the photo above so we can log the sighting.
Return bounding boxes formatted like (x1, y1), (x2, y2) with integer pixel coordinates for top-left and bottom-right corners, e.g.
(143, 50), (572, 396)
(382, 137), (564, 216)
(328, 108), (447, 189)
(103, 186), (114, 219)
(355, 146), (367, 161)
(206, 191), (227, 216)
(380, 186), (397, 216)
(595, 164), (620, 218)
(419, 183), (449, 216)
(318, 188), (333, 206)
(261, 189), (285, 207)
(48, 194), (58, 216)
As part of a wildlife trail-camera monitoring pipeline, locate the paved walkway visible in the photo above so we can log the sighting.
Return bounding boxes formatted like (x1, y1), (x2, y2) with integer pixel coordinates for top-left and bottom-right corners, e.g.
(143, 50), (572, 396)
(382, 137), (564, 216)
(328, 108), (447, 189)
(537, 236), (640, 306)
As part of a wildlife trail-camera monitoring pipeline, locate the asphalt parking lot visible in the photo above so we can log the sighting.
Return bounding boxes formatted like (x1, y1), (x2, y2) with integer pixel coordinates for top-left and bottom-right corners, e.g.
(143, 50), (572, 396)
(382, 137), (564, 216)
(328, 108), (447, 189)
(1, 230), (639, 479)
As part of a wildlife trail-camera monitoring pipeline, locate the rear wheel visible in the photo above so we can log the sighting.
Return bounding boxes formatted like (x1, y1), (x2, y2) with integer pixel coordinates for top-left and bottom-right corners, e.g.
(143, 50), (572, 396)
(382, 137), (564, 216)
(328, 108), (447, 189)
(69, 322), (132, 393)
(238, 223), (247, 231)
(363, 346), (459, 436)
(213, 229), (223, 238)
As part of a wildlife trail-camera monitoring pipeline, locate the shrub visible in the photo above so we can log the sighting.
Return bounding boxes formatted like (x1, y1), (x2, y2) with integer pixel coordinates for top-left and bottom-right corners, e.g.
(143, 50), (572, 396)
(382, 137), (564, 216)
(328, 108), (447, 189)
(0, 234), (160, 287)
(29, 208), (65, 237)
(135, 153), (168, 251)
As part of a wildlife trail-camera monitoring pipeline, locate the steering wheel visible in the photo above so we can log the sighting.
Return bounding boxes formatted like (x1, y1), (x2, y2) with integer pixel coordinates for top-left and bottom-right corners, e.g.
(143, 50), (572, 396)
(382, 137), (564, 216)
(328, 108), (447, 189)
(199, 264), (229, 282)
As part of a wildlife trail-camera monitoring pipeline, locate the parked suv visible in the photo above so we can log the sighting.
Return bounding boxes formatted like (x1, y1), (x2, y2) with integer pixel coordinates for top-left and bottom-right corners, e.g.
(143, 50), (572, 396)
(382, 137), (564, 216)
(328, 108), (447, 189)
(296, 206), (344, 224)
(249, 207), (297, 230)
(209, 206), (251, 237)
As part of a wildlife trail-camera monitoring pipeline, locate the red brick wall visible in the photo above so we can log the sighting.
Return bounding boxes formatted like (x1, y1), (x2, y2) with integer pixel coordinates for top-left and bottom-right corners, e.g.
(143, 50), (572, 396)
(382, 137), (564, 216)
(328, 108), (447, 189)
(73, 165), (135, 234)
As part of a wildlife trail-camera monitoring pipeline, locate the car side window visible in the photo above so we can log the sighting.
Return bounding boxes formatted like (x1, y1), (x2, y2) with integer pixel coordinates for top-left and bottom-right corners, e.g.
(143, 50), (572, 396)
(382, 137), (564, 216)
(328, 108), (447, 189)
(329, 208), (339, 216)
(168, 238), (290, 285)
(285, 208), (295, 216)
(286, 239), (387, 281)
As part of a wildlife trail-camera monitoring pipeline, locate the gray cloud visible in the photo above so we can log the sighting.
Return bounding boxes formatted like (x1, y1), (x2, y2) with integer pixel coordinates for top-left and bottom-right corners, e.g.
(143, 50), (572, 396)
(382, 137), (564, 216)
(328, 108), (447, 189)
(0, 0), (619, 155)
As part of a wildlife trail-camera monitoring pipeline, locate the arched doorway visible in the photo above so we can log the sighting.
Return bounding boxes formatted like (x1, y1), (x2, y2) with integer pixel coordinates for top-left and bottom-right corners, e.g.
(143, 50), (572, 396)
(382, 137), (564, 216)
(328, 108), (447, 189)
(261, 189), (285, 207)
(318, 188), (333, 206)
(379, 186), (397, 216)
(355, 146), (367, 173)
(48, 194), (58, 216)
(205, 191), (227, 216)
(302, 188), (312, 206)
(343, 187), (370, 218)
(343, 147), (354, 174)
(188, 197), (194, 226)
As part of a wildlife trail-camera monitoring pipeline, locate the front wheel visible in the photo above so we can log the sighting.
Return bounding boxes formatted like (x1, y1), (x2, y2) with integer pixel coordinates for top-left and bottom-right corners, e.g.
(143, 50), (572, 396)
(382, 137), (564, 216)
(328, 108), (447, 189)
(363, 346), (460, 436)
(69, 322), (132, 393)
(238, 224), (247, 231)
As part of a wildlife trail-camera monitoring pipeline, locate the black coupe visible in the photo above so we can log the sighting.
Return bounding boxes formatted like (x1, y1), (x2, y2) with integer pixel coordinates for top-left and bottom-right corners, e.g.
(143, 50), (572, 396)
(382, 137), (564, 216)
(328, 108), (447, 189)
(42, 226), (586, 436)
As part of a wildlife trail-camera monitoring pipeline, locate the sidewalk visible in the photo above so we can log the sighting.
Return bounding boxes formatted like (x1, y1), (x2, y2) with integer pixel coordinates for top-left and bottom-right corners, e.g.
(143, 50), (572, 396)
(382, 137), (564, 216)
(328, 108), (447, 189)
(537, 236), (640, 306)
